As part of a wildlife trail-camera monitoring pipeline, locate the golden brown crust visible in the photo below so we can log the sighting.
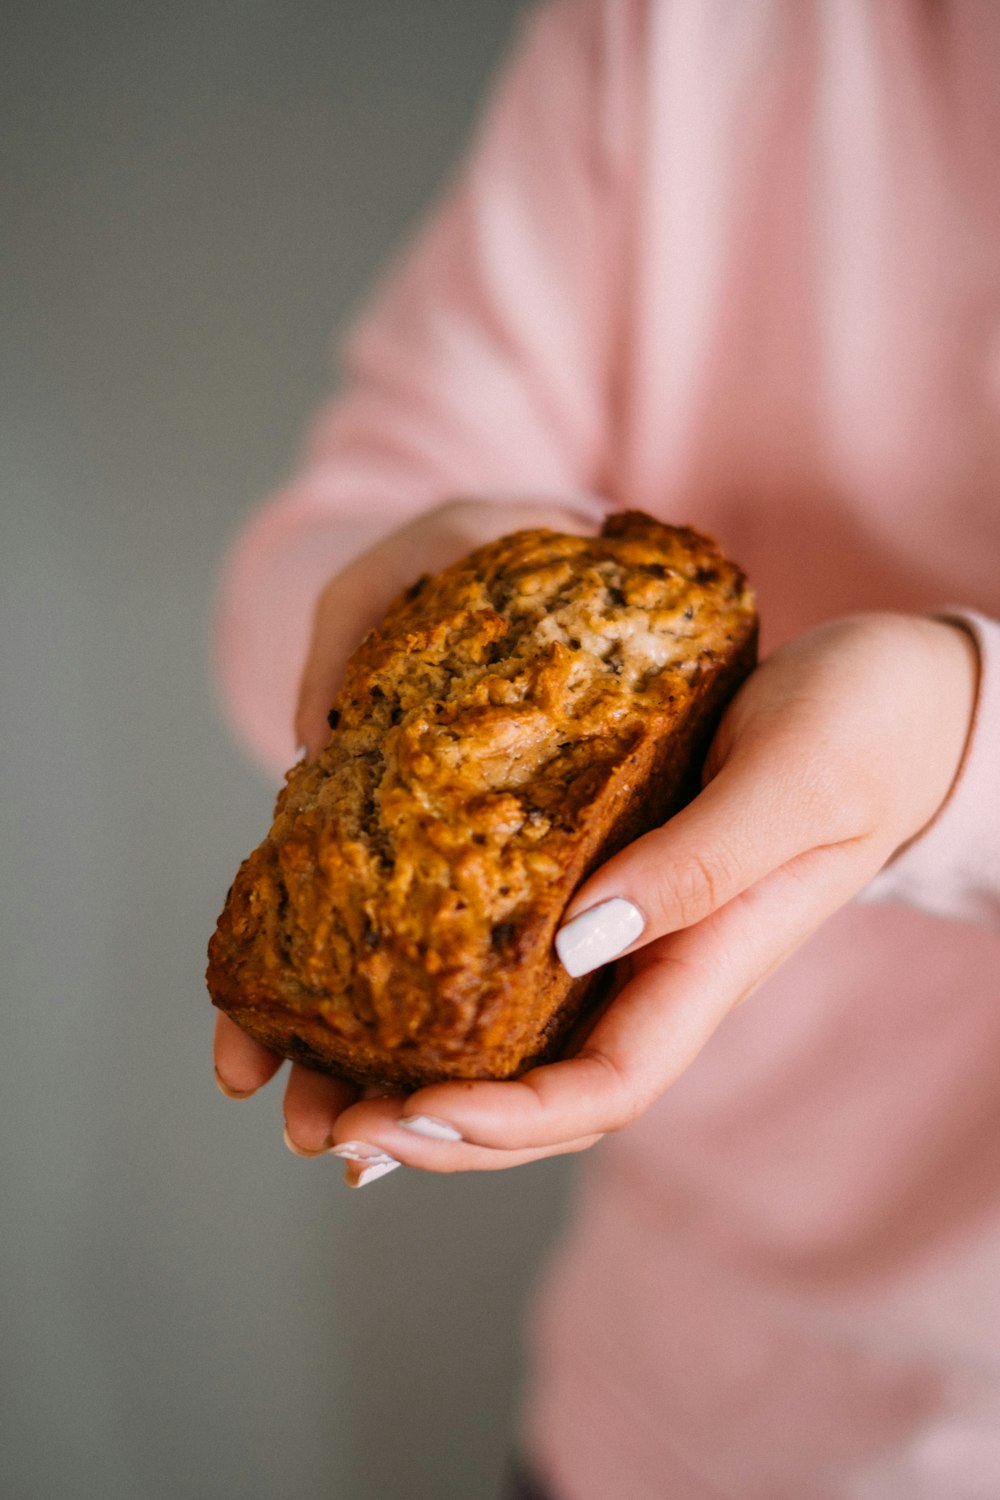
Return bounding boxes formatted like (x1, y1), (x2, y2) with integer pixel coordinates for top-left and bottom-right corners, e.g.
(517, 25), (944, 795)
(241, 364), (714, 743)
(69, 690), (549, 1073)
(207, 511), (758, 1086)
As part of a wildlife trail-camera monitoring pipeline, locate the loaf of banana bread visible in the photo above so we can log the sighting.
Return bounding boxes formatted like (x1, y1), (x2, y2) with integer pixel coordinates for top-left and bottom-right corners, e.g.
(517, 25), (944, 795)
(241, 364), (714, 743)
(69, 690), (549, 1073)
(207, 511), (757, 1086)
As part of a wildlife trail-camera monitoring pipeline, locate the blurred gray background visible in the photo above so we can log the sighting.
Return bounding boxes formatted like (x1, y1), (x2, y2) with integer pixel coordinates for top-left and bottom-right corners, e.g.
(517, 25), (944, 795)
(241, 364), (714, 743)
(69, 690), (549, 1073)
(2, 3), (578, 1496)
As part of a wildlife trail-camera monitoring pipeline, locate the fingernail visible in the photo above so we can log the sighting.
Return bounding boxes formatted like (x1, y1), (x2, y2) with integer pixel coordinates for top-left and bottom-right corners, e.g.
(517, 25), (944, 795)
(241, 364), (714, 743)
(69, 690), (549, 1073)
(295, 743), (308, 763)
(283, 1124), (334, 1158)
(346, 1159), (402, 1188)
(214, 1066), (256, 1100)
(330, 1140), (400, 1166)
(397, 1115), (464, 1142)
(555, 897), (645, 978)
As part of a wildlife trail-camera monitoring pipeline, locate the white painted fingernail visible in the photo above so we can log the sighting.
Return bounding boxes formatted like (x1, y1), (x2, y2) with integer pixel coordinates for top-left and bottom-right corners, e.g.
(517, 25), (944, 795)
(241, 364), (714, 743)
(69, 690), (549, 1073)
(330, 1140), (400, 1166)
(350, 1159), (402, 1188)
(397, 1115), (463, 1142)
(555, 898), (645, 977)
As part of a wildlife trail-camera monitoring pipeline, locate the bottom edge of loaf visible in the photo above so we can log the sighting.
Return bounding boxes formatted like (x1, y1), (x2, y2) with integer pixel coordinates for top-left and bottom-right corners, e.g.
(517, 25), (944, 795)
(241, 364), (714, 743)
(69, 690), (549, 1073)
(213, 966), (608, 1090)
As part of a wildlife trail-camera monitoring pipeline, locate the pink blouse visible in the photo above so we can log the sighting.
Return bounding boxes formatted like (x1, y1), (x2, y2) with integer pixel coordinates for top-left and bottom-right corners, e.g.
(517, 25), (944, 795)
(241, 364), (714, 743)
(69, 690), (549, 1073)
(216, 4), (1000, 1494)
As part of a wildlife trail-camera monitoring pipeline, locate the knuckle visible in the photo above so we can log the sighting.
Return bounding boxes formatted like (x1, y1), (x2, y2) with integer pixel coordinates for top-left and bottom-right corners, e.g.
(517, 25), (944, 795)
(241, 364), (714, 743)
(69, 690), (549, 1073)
(577, 1047), (646, 1132)
(651, 842), (736, 928)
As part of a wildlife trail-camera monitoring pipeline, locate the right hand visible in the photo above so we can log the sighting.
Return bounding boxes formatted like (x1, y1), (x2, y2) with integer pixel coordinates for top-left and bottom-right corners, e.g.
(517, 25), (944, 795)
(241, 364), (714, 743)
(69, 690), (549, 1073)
(294, 497), (598, 759)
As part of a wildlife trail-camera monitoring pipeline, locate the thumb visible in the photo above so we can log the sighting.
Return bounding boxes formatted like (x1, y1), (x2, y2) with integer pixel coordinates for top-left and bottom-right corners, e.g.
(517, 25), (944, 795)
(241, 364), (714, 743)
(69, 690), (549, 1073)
(553, 737), (862, 979)
(293, 566), (391, 760)
(294, 499), (601, 761)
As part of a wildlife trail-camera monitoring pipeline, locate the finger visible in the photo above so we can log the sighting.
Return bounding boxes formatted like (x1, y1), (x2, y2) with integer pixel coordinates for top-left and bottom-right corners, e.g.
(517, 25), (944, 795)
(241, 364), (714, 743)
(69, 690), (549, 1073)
(345, 839), (880, 1156)
(282, 1063), (360, 1155)
(332, 1088), (603, 1177)
(213, 1011), (285, 1098)
(339, 1133), (604, 1183)
(553, 729), (874, 979)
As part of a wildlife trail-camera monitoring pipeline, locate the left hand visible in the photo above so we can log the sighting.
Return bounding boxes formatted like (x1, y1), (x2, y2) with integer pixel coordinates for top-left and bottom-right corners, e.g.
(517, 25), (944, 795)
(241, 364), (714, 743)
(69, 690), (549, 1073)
(215, 612), (978, 1184)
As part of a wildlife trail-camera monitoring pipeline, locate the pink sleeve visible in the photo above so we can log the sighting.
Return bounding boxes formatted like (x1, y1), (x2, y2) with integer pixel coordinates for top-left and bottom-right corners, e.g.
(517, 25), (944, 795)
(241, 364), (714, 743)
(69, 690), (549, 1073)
(859, 612), (1000, 928)
(214, 0), (621, 772)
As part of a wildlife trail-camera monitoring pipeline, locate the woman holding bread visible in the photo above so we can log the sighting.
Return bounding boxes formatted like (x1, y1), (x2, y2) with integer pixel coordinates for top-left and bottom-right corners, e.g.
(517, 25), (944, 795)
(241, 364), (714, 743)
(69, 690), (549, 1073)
(211, 3), (1000, 1497)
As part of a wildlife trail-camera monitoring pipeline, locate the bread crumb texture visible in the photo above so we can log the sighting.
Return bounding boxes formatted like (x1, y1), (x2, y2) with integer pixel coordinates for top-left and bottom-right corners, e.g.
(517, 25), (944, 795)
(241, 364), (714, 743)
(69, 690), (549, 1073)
(207, 512), (757, 1085)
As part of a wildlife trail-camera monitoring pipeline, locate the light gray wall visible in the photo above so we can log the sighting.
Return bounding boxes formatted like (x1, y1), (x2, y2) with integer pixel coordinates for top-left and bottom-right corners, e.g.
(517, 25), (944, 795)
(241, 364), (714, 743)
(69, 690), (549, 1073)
(2, 4), (578, 1496)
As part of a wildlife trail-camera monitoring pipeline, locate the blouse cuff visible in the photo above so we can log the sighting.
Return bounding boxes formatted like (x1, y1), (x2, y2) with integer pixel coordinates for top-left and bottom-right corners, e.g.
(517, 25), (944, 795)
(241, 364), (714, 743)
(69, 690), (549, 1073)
(859, 611), (1000, 927)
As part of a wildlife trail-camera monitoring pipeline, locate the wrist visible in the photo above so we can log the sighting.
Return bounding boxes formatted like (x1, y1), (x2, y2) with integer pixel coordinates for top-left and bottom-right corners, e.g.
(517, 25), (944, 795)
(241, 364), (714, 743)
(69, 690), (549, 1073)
(893, 613), (980, 848)
(858, 610), (998, 925)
